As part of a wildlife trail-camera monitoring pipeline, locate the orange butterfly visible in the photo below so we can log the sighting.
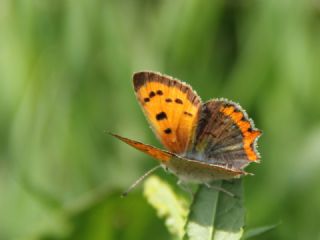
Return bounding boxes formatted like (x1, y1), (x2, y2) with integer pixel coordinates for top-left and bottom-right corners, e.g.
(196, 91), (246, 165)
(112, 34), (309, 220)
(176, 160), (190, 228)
(111, 71), (261, 196)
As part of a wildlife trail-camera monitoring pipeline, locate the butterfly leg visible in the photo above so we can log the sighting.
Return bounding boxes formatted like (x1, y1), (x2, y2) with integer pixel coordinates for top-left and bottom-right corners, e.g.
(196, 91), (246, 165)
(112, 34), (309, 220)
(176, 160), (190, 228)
(121, 165), (162, 197)
(204, 182), (236, 198)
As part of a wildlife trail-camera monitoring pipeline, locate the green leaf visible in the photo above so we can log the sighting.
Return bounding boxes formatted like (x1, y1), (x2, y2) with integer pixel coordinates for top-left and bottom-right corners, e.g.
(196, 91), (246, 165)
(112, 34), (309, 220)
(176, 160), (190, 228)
(184, 179), (245, 240)
(243, 222), (280, 239)
(143, 176), (189, 239)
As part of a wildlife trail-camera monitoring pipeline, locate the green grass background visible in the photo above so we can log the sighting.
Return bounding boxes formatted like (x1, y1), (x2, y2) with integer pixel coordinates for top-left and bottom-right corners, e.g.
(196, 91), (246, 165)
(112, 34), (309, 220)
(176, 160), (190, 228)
(1, 1), (320, 239)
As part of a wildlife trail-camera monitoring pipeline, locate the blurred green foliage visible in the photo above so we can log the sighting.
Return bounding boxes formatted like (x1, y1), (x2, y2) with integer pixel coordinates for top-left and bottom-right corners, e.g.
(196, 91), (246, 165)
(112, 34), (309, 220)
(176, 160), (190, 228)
(1, 0), (320, 239)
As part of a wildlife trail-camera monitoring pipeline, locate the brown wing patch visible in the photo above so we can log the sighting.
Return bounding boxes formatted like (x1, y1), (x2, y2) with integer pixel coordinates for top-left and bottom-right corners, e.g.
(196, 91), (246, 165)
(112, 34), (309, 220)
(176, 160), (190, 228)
(110, 133), (173, 163)
(187, 100), (261, 170)
(220, 105), (262, 161)
(133, 71), (201, 154)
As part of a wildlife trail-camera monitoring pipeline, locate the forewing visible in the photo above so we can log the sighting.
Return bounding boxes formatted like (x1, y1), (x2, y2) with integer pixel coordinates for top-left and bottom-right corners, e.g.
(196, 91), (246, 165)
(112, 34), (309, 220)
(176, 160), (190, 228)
(110, 133), (174, 163)
(133, 71), (201, 154)
(187, 99), (262, 169)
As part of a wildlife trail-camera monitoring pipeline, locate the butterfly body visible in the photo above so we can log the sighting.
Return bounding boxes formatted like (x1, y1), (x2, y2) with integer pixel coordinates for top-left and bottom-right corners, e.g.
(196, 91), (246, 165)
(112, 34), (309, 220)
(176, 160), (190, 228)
(112, 71), (261, 186)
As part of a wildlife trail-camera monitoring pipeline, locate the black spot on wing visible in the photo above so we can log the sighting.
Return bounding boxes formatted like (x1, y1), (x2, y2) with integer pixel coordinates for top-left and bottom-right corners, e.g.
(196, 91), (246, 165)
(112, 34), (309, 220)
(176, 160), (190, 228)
(175, 98), (183, 104)
(164, 128), (172, 134)
(165, 98), (172, 102)
(184, 111), (193, 117)
(149, 91), (156, 98)
(144, 97), (150, 103)
(156, 90), (163, 95)
(156, 112), (167, 121)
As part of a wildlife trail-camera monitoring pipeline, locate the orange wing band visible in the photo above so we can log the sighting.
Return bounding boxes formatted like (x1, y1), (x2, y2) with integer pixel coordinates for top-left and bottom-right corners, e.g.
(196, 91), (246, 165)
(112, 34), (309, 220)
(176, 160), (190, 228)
(110, 133), (173, 163)
(220, 106), (261, 161)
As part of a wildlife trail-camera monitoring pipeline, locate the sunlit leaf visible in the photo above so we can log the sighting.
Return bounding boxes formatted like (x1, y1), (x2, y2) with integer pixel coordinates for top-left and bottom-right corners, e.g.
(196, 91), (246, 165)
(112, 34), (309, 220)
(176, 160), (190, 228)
(143, 176), (189, 239)
(184, 180), (244, 240)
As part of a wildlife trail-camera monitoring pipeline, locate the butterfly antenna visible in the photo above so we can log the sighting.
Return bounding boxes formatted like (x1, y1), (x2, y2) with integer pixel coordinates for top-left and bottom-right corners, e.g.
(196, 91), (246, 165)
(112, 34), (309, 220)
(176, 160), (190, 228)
(121, 165), (162, 197)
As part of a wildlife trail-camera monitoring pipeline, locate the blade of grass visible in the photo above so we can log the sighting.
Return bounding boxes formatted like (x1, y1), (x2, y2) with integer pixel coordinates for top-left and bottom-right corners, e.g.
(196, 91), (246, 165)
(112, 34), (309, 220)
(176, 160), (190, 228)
(243, 222), (280, 239)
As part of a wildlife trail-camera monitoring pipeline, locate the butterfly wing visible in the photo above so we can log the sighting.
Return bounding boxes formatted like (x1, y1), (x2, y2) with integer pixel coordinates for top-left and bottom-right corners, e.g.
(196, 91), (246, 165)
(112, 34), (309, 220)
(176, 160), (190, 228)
(113, 72), (261, 183)
(110, 133), (244, 182)
(187, 99), (262, 169)
(133, 71), (201, 154)
(167, 154), (247, 182)
(110, 133), (174, 163)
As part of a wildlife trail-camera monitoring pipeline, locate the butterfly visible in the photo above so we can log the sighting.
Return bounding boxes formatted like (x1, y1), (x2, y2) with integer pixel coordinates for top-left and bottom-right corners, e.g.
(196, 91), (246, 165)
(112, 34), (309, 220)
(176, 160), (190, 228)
(111, 71), (261, 196)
